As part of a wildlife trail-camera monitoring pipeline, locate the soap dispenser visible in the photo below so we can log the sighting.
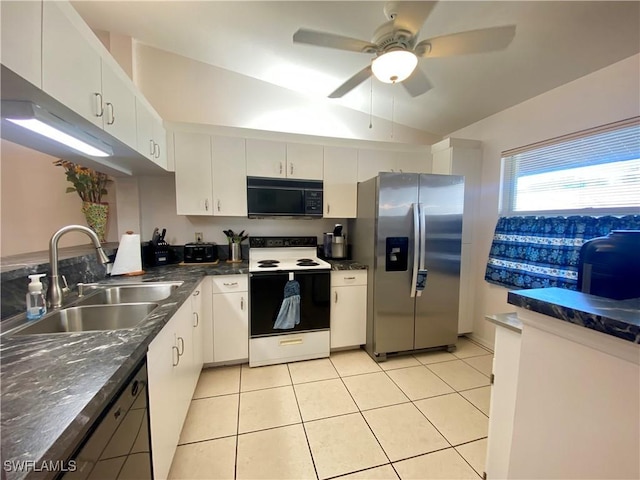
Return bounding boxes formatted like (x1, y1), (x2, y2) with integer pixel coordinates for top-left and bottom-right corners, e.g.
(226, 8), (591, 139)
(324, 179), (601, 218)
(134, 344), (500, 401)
(26, 274), (47, 320)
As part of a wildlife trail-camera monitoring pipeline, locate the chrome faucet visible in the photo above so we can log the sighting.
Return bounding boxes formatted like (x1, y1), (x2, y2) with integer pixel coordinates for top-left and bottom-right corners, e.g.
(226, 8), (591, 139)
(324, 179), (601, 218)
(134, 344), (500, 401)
(48, 225), (111, 308)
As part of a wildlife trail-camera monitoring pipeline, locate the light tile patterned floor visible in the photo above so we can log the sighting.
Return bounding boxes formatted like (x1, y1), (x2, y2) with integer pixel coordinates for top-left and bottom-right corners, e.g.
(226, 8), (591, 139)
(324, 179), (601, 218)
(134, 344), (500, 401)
(169, 337), (493, 480)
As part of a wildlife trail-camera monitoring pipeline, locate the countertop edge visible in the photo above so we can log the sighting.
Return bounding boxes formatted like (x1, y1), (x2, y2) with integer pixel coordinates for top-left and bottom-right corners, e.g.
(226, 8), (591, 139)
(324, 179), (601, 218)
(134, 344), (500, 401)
(485, 312), (522, 333)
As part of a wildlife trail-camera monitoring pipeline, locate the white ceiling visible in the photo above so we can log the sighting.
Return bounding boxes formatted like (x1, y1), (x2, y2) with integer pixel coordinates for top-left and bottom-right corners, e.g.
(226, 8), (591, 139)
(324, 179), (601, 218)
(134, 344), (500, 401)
(71, 1), (640, 137)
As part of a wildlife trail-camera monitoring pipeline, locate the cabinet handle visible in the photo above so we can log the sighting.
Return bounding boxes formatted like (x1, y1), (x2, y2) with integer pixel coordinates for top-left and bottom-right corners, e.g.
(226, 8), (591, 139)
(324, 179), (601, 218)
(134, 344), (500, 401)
(177, 336), (185, 356)
(149, 139), (155, 156)
(193, 290), (200, 297)
(106, 102), (115, 125)
(334, 291), (338, 303)
(280, 338), (303, 346)
(344, 276), (356, 280)
(193, 312), (199, 327)
(241, 296), (244, 310)
(154, 142), (160, 159)
(205, 199), (209, 211)
(327, 204), (330, 214)
(279, 162), (283, 175)
(172, 345), (180, 366)
(217, 199), (221, 212)
(290, 162), (294, 175)
(94, 93), (104, 117)
(223, 282), (238, 286)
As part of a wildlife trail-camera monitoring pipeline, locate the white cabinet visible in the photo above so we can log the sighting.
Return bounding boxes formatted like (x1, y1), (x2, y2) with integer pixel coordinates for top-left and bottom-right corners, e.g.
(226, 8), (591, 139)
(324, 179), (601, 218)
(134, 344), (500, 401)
(147, 299), (200, 480)
(212, 136), (247, 216)
(286, 143), (323, 180)
(191, 277), (211, 373)
(1, 0), (42, 87)
(431, 138), (482, 334)
(357, 149), (394, 182)
(324, 146), (358, 218)
(174, 131), (213, 215)
(42, 1), (102, 128)
(395, 151), (430, 173)
(246, 139), (323, 180)
(101, 65), (137, 149)
(211, 275), (249, 363)
(135, 97), (167, 168)
(174, 133), (247, 216)
(330, 271), (367, 349)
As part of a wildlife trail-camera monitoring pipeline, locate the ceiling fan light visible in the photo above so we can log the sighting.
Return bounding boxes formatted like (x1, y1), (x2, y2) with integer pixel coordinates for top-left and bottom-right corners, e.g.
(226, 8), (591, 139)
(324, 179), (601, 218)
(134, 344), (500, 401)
(371, 50), (418, 84)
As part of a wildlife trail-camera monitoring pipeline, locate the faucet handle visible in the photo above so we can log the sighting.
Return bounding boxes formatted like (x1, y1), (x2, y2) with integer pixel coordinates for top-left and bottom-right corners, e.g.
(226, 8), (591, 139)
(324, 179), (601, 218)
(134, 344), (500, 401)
(61, 275), (70, 294)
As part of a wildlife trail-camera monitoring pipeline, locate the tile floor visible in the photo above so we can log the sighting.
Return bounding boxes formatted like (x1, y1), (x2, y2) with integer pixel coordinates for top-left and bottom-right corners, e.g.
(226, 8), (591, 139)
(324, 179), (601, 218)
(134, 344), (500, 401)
(168, 337), (493, 480)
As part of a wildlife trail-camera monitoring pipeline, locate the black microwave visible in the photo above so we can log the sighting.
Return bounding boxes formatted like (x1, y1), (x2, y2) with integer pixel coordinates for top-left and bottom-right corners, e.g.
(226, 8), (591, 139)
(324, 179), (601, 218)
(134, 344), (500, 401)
(247, 177), (323, 218)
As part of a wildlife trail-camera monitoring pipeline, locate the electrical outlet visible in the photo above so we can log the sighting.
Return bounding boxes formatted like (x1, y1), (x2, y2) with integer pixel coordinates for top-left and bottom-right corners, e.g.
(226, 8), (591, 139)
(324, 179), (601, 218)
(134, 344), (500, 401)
(195, 232), (203, 243)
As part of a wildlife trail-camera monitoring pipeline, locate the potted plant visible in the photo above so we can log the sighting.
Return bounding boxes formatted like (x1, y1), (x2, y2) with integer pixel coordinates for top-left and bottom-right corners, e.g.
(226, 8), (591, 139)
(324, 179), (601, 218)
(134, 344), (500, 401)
(223, 229), (248, 263)
(54, 159), (111, 242)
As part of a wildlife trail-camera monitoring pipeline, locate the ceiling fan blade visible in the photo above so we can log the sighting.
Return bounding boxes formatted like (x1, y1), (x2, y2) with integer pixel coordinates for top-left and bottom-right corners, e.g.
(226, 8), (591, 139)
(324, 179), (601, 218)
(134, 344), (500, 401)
(328, 65), (373, 98)
(293, 29), (377, 53)
(415, 25), (516, 58)
(402, 67), (433, 97)
(392, 1), (438, 36)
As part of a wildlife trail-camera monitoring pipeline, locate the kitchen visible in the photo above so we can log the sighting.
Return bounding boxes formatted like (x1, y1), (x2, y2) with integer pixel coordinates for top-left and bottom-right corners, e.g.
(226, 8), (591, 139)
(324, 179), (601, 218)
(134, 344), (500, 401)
(1, 1), (639, 479)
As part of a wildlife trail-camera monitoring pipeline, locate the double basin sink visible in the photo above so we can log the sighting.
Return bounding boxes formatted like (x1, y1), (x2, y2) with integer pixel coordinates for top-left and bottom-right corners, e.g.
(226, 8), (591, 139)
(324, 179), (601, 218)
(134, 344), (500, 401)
(11, 281), (183, 336)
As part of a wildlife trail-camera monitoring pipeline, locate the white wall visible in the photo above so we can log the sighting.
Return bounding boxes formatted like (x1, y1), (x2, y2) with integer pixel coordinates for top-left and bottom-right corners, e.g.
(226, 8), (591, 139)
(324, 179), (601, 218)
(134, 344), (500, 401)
(0, 140), (118, 256)
(447, 54), (640, 348)
(138, 175), (344, 248)
(133, 43), (440, 146)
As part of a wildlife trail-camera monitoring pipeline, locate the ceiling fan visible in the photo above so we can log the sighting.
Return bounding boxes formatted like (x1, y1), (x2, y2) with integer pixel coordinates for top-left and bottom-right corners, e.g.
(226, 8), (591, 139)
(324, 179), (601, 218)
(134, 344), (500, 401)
(293, 1), (516, 98)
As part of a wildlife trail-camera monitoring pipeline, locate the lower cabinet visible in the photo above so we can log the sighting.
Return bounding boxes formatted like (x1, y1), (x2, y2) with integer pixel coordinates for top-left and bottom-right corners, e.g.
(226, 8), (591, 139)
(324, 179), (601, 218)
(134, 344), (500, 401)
(211, 275), (249, 363)
(330, 270), (367, 349)
(147, 287), (204, 480)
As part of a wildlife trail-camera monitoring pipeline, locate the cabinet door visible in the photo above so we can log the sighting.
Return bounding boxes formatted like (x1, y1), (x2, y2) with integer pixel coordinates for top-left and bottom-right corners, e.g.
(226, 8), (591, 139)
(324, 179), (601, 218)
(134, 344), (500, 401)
(213, 291), (249, 363)
(174, 131), (213, 216)
(147, 315), (180, 480)
(1, 0), (42, 87)
(152, 118), (168, 170)
(286, 143), (323, 180)
(330, 284), (367, 349)
(42, 1), (102, 128)
(101, 65), (137, 149)
(191, 283), (204, 374)
(357, 149), (394, 182)
(135, 97), (155, 159)
(396, 151), (430, 173)
(323, 146), (358, 218)
(246, 139), (286, 178)
(212, 136), (247, 216)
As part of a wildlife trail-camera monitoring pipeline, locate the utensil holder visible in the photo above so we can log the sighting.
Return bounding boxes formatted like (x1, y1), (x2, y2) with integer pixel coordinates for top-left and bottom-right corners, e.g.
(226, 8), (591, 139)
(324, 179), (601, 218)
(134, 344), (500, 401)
(227, 242), (242, 263)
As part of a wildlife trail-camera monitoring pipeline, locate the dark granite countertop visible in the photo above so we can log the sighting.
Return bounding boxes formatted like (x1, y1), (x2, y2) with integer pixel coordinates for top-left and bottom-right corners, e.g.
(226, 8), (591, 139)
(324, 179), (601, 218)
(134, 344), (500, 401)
(0, 262), (247, 480)
(326, 259), (367, 270)
(507, 287), (640, 344)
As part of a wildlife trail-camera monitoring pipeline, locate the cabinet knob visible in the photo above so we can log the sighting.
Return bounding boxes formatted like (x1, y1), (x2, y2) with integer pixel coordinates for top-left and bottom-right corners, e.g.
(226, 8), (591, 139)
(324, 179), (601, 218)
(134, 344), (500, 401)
(94, 93), (104, 118)
(193, 290), (200, 297)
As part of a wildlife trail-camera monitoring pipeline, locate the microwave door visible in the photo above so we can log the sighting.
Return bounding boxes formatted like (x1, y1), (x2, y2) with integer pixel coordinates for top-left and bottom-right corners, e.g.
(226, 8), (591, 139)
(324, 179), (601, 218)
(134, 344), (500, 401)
(248, 187), (304, 216)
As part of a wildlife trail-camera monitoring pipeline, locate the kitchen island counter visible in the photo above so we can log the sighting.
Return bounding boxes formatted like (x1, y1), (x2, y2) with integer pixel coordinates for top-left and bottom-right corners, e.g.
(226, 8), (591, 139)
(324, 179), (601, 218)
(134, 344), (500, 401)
(0, 261), (247, 480)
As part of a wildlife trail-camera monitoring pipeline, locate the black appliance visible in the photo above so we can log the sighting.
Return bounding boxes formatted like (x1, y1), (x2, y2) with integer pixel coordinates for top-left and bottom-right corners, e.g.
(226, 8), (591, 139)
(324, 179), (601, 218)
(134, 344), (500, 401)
(578, 230), (640, 300)
(184, 243), (218, 263)
(247, 177), (323, 218)
(62, 360), (152, 479)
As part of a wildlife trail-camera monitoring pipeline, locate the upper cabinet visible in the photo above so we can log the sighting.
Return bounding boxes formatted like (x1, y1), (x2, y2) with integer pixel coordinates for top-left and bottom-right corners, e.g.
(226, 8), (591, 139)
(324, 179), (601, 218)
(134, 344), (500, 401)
(324, 146), (358, 218)
(136, 96), (167, 169)
(358, 149), (430, 182)
(1, 1), (42, 88)
(174, 131), (246, 216)
(246, 139), (323, 180)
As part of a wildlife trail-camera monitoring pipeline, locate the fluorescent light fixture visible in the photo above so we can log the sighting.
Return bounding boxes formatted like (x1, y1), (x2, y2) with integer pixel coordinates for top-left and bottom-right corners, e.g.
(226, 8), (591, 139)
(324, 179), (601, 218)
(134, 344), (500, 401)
(371, 50), (418, 84)
(2, 101), (113, 157)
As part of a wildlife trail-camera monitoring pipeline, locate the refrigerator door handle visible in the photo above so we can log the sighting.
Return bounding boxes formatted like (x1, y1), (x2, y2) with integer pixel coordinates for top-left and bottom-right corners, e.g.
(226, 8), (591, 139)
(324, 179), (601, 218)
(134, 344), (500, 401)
(410, 203), (419, 297)
(417, 203), (427, 297)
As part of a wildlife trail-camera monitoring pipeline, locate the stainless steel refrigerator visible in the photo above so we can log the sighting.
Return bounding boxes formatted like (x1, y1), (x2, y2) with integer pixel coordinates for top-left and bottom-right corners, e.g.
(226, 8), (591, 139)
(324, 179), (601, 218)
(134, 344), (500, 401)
(350, 172), (464, 361)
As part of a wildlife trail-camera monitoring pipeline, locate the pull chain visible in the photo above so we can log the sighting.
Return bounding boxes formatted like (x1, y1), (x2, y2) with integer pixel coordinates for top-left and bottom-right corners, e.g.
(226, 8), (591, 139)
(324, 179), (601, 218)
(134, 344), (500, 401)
(369, 75), (373, 129)
(391, 92), (395, 139)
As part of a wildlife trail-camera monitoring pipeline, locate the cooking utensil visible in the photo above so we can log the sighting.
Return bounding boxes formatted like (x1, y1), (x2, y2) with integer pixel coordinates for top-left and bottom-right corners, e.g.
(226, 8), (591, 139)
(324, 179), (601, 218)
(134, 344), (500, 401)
(151, 227), (160, 245)
(160, 228), (166, 242)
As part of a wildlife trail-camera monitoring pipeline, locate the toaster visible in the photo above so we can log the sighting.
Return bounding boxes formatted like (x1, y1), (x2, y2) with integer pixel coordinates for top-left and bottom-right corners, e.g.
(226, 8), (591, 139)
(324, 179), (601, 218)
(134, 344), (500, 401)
(184, 243), (218, 263)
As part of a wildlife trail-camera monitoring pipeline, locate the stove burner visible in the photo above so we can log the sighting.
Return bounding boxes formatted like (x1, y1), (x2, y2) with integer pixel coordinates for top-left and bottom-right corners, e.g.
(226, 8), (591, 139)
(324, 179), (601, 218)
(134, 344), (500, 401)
(258, 264), (279, 268)
(258, 260), (279, 265)
(297, 258), (314, 262)
(297, 260), (320, 266)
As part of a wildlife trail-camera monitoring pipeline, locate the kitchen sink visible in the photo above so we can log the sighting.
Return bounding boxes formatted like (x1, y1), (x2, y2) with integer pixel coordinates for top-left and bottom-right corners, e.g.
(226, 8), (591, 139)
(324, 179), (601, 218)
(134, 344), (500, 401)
(76, 282), (183, 306)
(13, 303), (158, 335)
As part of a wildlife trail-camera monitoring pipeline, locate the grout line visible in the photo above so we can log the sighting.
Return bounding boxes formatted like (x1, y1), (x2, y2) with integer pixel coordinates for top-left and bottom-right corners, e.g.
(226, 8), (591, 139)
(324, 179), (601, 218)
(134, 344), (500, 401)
(233, 365), (243, 479)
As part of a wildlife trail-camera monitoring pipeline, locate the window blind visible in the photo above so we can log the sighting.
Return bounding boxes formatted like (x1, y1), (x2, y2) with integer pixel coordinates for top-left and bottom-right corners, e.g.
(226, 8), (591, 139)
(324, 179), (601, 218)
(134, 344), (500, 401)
(501, 118), (640, 215)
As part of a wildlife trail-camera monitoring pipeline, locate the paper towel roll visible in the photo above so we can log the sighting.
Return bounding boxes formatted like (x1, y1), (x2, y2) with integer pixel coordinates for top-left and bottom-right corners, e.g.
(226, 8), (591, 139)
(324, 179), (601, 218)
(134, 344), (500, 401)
(111, 232), (143, 276)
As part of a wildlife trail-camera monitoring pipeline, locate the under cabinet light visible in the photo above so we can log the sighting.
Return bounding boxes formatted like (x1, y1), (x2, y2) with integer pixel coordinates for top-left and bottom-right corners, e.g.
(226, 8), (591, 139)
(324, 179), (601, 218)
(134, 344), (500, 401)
(2, 101), (113, 157)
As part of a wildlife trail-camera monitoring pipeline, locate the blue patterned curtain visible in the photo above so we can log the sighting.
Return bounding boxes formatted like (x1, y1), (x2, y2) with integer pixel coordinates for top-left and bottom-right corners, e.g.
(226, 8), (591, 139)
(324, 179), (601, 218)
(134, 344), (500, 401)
(485, 215), (640, 290)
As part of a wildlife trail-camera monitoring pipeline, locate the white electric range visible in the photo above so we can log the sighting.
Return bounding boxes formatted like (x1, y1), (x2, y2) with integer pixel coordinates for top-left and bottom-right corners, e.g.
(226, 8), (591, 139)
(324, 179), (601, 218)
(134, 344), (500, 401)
(248, 236), (331, 367)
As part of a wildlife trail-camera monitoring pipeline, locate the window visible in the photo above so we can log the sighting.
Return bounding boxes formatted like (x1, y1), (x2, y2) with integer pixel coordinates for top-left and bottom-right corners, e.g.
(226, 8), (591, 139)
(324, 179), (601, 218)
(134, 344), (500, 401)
(501, 118), (640, 215)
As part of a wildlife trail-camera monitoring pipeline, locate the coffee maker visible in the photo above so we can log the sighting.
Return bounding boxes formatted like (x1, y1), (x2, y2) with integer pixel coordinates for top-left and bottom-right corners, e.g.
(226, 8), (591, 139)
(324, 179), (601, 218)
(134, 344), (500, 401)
(323, 224), (346, 259)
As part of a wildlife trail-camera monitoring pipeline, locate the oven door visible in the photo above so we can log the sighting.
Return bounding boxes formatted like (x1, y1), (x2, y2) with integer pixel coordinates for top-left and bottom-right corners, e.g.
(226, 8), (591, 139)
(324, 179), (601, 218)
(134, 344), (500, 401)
(250, 270), (330, 337)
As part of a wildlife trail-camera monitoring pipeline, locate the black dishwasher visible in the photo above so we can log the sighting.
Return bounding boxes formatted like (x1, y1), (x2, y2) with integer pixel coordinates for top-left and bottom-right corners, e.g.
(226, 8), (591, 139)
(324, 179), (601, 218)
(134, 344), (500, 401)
(60, 360), (152, 480)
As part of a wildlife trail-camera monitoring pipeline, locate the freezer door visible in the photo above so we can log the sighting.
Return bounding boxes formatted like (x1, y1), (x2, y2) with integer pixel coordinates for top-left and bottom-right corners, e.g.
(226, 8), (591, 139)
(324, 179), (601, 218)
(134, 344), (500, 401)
(373, 173), (419, 354)
(414, 174), (464, 349)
